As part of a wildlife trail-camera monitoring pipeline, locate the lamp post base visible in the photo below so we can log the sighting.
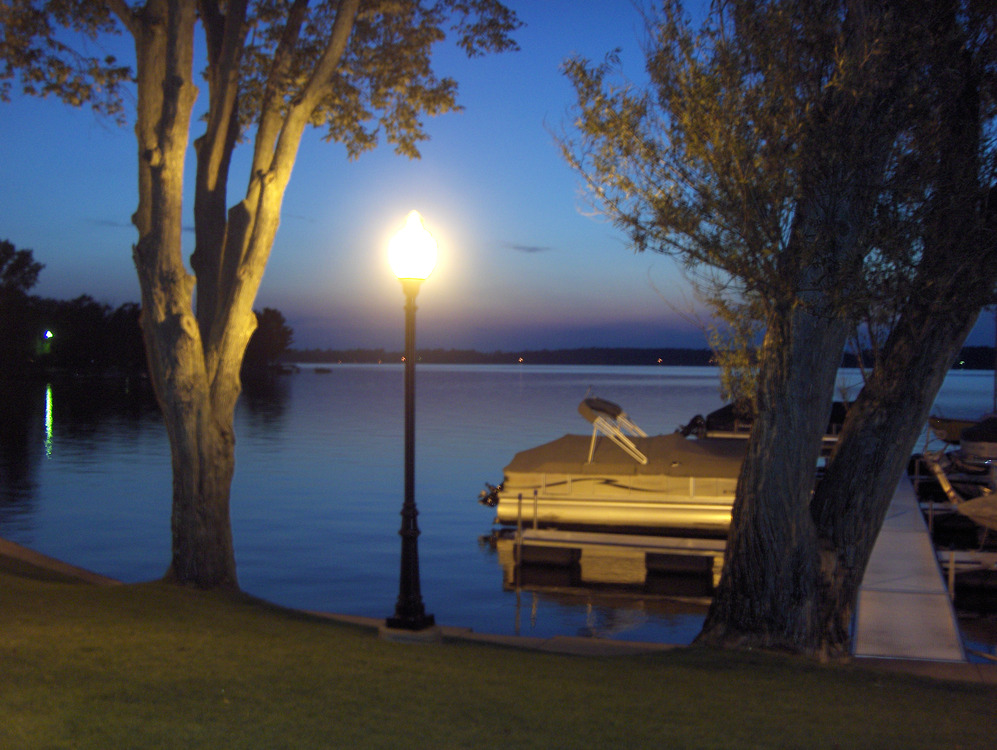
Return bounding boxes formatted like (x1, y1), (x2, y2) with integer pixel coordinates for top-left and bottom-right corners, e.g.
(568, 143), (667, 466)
(379, 620), (441, 643)
(385, 610), (435, 631)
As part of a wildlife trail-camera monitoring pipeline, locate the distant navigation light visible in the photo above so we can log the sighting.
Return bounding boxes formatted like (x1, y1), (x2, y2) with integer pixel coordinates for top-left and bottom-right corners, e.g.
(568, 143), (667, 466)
(44, 330), (53, 339)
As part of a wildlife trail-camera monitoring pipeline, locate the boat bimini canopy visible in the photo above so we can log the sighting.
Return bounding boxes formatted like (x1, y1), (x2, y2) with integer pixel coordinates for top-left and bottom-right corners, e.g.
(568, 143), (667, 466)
(578, 397), (648, 465)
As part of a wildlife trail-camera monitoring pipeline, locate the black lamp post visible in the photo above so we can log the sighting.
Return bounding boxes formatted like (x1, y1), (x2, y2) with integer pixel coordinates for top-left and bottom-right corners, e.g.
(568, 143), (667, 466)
(386, 211), (436, 631)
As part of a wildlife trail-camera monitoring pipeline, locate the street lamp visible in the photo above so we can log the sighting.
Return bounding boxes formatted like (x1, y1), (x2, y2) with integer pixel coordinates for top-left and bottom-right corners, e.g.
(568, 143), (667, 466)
(385, 211), (437, 632)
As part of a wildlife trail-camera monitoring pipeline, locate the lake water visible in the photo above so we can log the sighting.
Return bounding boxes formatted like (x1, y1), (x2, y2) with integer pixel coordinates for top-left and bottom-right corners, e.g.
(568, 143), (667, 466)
(1, 365), (993, 646)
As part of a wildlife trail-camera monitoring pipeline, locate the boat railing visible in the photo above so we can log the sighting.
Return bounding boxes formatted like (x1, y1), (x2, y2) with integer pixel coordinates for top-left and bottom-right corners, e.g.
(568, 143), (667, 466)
(921, 450), (968, 506)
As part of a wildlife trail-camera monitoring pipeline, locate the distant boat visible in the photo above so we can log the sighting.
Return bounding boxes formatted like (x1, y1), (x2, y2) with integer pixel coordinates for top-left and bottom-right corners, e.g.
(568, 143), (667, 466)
(681, 401), (849, 440)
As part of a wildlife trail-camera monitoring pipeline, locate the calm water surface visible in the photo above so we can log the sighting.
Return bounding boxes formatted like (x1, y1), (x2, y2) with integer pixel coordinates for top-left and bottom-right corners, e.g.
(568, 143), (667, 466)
(1, 365), (993, 646)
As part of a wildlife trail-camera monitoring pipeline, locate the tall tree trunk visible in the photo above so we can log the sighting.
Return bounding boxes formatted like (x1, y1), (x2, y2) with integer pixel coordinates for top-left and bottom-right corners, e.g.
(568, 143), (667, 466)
(114, 0), (359, 589)
(697, 166), (869, 649)
(697, 299), (850, 650)
(811, 34), (995, 656)
(128, 0), (239, 588)
(163, 400), (239, 586)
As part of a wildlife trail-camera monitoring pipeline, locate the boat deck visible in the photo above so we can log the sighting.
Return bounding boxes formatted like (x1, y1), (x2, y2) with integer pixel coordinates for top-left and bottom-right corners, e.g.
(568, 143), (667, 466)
(852, 475), (966, 662)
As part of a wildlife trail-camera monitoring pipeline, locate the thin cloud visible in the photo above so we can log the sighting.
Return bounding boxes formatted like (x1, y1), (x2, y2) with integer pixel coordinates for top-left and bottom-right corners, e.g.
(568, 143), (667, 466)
(90, 218), (194, 233)
(506, 242), (554, 254)
(91, 218), (132, 229)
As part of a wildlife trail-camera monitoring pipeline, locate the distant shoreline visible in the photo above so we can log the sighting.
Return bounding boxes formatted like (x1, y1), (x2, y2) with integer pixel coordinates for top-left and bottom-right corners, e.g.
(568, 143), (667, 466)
(286, 345), (997, 369)
(289, 347), (714, 367)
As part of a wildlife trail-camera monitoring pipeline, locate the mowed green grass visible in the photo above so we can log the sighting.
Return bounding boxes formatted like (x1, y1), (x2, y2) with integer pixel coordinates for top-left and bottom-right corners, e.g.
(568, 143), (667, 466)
(1, 558), (994, 749)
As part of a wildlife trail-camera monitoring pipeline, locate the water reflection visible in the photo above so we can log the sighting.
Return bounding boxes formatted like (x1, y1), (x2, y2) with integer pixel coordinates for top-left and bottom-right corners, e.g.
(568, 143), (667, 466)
(49, 375), (160, 437)
(0, 373), (294, 542)
(0, 376), (162, 531)
(44, 384), (53, 458)
(240, 372), (291, 435)
(0, 380), (42, 532)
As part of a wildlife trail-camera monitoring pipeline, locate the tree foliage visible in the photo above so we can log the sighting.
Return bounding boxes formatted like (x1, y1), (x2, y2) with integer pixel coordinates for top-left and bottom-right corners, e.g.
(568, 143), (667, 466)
(0, 239), (45, 373)
(0, 239), (44, 299)
(242, 306), (293, 372)
(563, 0), (926, 322)
(0, 1), (131, 118)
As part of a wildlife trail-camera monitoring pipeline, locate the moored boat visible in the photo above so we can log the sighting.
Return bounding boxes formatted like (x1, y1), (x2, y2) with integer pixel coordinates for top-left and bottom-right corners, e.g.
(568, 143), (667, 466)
(483, 398), (747, 535)
(929, 416), (982, 445)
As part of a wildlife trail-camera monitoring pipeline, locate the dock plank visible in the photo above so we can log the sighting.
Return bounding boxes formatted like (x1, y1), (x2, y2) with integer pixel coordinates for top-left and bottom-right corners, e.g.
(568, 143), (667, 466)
(853, 476), (966, 662)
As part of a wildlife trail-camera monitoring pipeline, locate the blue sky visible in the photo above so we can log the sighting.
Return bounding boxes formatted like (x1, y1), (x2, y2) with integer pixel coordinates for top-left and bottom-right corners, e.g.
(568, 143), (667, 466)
(1, 1), (992, 352)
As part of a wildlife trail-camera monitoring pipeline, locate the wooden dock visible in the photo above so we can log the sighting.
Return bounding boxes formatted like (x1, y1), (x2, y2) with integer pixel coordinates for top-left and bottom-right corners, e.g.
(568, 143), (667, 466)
(852, 475), (966, 662)
(506, 528), (725, 592)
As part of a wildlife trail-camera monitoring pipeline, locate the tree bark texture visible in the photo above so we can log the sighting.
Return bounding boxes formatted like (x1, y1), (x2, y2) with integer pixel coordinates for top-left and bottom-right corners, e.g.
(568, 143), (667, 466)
(698, 302), (850, 650)
(698, 0), (907, 653)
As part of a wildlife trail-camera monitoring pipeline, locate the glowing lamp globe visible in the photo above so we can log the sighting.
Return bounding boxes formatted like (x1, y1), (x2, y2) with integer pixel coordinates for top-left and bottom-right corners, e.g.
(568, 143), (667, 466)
(388, 211), (438, 281)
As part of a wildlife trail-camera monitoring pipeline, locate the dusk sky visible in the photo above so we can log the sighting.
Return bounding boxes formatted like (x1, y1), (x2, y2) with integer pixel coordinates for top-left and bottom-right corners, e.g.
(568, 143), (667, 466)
(1, 1), (992, 352)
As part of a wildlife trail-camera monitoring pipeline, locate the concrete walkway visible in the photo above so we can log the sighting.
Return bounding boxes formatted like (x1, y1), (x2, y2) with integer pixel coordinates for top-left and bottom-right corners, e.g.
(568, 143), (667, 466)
(316, 611), (997, 685)
(852, 476), (967, 662)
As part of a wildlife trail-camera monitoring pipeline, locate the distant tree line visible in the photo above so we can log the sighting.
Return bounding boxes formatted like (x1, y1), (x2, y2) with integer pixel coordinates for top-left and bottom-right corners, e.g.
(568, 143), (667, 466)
(0, 241), (144, 376)
(291, 345), (997, 369)
(290, 347), (718, 366)
(23, 296), (146, 374)
(841, 345), (996, 371)
(0, 240), (293, 379)
(241, 307), (295, 374)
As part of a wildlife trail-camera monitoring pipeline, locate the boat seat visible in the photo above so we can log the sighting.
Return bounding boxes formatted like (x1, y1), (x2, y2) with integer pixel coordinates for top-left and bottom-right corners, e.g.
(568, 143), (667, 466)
(578, 397), (648, 465)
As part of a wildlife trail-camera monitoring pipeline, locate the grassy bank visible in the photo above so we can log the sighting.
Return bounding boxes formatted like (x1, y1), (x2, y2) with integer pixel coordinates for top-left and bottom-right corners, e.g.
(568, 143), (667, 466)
(1, 558), (994, 749)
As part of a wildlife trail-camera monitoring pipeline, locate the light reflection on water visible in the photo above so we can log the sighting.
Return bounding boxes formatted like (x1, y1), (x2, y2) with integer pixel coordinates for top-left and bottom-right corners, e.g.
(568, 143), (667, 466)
(1, 365), (994, 647)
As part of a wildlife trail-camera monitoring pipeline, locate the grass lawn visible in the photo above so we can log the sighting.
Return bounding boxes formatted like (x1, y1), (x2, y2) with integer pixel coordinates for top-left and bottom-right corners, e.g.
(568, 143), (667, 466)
(1, 557), (995, 749)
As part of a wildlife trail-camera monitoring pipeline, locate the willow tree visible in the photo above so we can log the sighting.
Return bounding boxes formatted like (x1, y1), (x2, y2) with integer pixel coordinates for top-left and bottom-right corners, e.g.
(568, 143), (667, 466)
(562, 0), (996, 655)
(0, 0), (519, 588)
